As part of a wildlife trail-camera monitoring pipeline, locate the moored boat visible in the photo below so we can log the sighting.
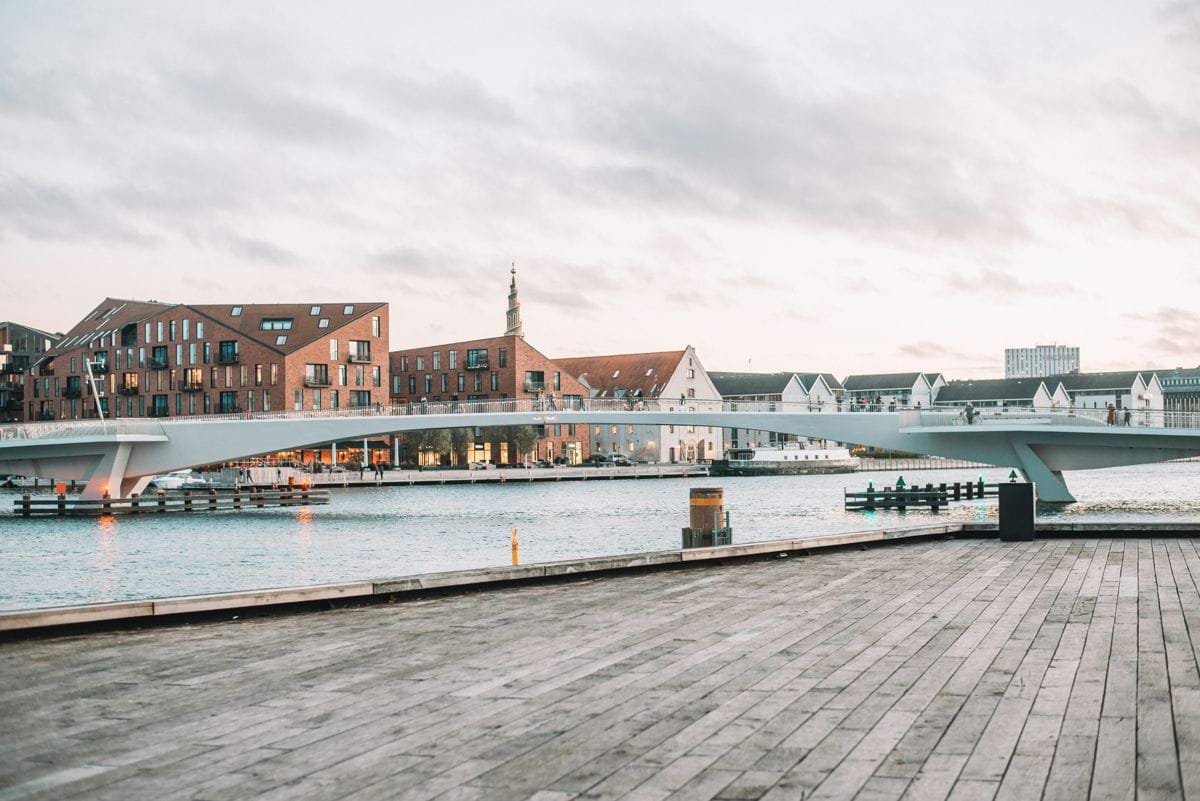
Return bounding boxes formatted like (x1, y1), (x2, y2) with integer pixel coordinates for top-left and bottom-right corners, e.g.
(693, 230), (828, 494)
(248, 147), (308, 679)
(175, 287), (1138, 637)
(711, 444), (859, 476)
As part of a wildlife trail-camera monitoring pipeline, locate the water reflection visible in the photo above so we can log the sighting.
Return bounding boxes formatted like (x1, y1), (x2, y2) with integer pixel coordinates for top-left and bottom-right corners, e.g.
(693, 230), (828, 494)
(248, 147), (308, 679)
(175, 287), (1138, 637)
(2, 462), (1199, 610)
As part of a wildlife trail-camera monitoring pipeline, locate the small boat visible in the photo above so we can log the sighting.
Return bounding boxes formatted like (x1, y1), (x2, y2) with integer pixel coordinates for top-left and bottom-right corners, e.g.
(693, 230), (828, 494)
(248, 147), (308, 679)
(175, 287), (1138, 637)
(148, 470), (210, 491)
(711, 444), (859, 476)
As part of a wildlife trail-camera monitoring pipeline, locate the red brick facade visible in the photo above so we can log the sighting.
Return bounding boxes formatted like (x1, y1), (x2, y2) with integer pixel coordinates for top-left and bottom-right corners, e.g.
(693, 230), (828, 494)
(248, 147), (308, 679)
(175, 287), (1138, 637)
(389, 334), (590, 464)
(28, 299), (389, 423)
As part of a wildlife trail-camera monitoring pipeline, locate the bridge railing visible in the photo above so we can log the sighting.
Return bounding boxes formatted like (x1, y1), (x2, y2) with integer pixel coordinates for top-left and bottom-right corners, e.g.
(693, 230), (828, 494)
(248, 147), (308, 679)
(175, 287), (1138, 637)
(0, 418), (167, 442)
(3, 397), (1197, 439)
(902, 406), (1200, 430)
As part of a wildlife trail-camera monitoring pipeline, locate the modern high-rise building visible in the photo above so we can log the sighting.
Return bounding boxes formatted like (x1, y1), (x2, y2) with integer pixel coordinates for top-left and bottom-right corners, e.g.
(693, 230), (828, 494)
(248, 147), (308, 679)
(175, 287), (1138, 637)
(1004, 345), (1080, 378)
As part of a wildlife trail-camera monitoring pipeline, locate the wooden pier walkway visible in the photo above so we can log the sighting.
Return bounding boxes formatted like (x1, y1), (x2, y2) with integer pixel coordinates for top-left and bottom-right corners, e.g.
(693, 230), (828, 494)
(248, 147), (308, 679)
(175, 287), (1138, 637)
(2, 535), (1199, 800)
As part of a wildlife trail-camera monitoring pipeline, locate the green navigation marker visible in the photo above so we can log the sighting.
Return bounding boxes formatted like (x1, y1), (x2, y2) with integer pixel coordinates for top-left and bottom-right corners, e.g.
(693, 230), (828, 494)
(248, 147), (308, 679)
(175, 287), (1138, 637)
(896, 475), (906, 489)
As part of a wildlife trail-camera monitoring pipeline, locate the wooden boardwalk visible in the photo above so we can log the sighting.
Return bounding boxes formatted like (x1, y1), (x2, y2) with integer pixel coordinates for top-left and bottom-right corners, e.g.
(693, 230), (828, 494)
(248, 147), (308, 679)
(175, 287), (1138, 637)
(2, 536), (1198, 800)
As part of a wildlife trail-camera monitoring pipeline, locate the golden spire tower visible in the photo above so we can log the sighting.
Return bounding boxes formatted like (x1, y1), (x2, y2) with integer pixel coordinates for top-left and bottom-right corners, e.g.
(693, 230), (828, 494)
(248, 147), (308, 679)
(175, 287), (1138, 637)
(505, 262), (524, 337)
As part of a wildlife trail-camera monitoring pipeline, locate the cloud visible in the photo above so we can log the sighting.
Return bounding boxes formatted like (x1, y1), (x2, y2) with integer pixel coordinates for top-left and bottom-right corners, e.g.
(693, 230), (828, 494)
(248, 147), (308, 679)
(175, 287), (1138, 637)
(897, 341), (985, 362)
(552, 22), (1031, 244)
(941, 270), (1092, 300)
(1126, 306), (1200, 356)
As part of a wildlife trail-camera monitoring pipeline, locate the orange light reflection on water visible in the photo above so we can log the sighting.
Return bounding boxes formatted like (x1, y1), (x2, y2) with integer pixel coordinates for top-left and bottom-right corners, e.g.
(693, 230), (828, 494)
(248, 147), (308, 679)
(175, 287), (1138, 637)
(95, 514), (119, 601)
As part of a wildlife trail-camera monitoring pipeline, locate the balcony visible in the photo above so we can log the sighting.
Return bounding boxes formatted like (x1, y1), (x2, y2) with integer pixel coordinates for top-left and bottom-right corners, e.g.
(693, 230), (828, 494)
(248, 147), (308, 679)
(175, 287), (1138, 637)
(148, 408), (170, 418)
(2, 399), (21, 413)
(217, 352), (240, 365)
(147, 357), (168, 370)
(63, 386), (82, 399)
(0, 363), (22, 375)
(524, 380), (546, 393)
(304, 376), (331, 388)
(0, 380), (21, 393)
(179, 381), (204, 393)
(347, 352), (372, 364)
(465, 359), (489, 371)
(217, 405), (242, 415)
(118, 385), (140, 396)
(90, 362), (109, 375)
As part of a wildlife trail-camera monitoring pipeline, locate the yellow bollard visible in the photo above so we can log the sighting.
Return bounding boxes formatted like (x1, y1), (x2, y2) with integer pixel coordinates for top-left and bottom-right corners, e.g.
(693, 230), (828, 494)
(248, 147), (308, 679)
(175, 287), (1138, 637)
(511, 527), (519, 566)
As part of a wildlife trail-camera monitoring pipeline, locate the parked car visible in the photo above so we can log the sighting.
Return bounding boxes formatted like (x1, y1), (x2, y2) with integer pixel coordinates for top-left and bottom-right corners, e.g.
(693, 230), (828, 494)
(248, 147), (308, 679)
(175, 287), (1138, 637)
(610, 454), (633, 467)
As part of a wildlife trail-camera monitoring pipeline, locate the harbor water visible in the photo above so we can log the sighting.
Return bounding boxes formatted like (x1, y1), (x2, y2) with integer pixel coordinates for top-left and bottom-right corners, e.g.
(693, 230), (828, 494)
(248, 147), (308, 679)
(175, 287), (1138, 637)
(2, 462), (1199, 611)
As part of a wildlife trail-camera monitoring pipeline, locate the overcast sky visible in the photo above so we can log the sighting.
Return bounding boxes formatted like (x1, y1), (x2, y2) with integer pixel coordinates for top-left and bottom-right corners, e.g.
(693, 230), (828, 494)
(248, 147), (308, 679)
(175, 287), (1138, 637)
(1, 1), (1198, 377)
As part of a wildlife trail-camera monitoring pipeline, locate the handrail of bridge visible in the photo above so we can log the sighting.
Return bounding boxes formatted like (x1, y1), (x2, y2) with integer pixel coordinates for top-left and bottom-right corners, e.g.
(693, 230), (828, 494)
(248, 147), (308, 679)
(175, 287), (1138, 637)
(2, 398), (1198, 441)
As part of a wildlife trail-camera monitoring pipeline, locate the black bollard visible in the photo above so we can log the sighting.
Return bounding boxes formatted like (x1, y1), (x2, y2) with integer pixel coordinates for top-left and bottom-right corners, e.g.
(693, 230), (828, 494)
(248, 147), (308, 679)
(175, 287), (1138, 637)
(998, 481), (1036, 541)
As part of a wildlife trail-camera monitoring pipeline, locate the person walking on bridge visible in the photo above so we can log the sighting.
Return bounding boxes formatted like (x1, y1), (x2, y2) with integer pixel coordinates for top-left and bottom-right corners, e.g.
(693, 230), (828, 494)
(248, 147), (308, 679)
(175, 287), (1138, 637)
(1106, 404), (1117, 426)
(1123, 408), (1132, 427)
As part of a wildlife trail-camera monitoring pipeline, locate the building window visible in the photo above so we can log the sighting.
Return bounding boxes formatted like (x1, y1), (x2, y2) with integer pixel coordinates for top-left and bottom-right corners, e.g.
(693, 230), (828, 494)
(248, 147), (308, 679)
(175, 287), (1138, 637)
(416, 355), (425, 371)
(449, 350), (457, 369)
(189, 343), (197, 365)
(196, 322), (204, 340)
(554, 372), (561, 391)
(182, 319), (190, 341)
(466, 349), (488, 369)
(473, 372), (482, 391)
(263, 390), (270, 412)
(169, 321), (176, 341)
(318, 318), (330, 328)
(372, 316), (381, 337)
(231, 306), (243, 317)
(498, 348), (508, 368)
(392, 375), (401, 394)
(275, 335), (287, 346)
(339, 364), (347, 386)
(156, 321), (164, 342)
(175, 344), (182, 366)
(687, 368), (695, 379)
(440, 373), (448, 392)
(400, 356), (409, 372)
(424, 374), (433, 393)
(203, 342), (211, 364)
(255, 364), (263, 386)
(408, 376), (417, 394)
(343, 305), (355, 315)
(349, 340), (370, 362)
(260, 319), (293, 331)
(491, 372), (500, 391)
(355, 364), (365, 386)
(270, 364), (278, 385)
(293, 389), (302, 410)
(433, 351), (441, 369)
(310, 305), (321, 316)
(210, 366), (218, 388)
(373, 366), (381, 387)
(218, 341), (238, 364)
(329, 339), (339, 361)
(457, 373), (465, 392)
(350, 390), (370, 407)
(330, 389), (338, 409)
(312, 389), (322, 410)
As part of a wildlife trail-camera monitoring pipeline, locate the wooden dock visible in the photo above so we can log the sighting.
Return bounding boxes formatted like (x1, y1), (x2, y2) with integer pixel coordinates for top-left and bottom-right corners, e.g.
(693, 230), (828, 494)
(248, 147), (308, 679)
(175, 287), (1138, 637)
(2, 525), (1200, 800)
(845, 480), (998, 511)
(13, 486), (330, 517)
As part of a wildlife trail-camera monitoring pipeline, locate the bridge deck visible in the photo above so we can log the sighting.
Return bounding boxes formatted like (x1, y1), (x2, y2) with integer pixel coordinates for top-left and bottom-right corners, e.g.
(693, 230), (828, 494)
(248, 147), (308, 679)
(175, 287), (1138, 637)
(2, 536), (1198, 800)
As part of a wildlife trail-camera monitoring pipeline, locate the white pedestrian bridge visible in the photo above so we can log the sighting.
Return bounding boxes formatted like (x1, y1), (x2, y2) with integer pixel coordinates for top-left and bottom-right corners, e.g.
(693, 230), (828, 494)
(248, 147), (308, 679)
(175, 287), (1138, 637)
(2, 399), (1200, 503)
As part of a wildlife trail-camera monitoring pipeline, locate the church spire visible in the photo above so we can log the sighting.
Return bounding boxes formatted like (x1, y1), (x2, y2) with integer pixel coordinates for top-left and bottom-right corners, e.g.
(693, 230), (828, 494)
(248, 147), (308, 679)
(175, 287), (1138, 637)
(505, 262), (524, 337)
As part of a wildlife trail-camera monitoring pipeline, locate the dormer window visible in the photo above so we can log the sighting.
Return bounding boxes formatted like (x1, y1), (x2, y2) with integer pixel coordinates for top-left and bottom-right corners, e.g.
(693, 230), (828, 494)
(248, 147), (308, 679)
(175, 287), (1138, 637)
(231, 306), (243, 317)
(310, 306), (321, 316)
(259, 319), (293, 331)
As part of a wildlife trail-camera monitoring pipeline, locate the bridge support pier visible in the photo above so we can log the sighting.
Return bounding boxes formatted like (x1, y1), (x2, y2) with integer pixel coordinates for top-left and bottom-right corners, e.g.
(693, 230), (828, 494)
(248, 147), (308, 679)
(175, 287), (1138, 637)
(79, 443), (149, 501)
(1011, 443), (1075, 503)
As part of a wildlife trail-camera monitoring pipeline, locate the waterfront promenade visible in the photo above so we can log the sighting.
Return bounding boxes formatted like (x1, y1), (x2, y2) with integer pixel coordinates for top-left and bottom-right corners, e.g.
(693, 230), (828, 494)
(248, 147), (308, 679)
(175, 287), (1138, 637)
(3, 535), (1197, 800)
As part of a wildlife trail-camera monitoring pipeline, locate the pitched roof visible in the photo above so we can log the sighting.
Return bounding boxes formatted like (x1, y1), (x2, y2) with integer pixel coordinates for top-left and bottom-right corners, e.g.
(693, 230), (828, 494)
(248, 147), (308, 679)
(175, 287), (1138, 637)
(554, 350), (686, 398)
(1047, 371), (1150, 392)
(842, 372), (927, 392)
(46, 297), (177, 357)
(189, 302), (385, 355)
(935, 378), (1048, 403)
(1159, 367), (1200, 391)
(708, 371), (796, 398)
(793, 373), (836, 393)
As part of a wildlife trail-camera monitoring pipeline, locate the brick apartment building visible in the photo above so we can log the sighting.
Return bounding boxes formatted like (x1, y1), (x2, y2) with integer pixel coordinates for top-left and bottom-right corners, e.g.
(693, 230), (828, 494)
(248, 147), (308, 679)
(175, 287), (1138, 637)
(28, 298), (390, 430)
(388, 268), (590, 465)
(0, 321), (60, 423)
